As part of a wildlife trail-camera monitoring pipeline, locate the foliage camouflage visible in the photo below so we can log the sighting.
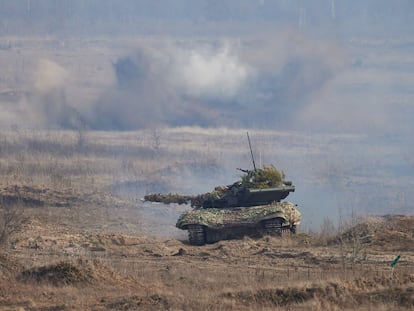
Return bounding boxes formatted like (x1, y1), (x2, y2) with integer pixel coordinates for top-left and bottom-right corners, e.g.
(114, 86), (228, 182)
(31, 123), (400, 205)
(240, 165), (285, 188)
(143, 193), (192, 205)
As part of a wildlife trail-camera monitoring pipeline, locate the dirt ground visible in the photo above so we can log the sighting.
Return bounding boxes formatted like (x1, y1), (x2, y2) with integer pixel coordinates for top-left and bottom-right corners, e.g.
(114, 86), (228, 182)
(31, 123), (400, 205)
(0, 185), (413, 311)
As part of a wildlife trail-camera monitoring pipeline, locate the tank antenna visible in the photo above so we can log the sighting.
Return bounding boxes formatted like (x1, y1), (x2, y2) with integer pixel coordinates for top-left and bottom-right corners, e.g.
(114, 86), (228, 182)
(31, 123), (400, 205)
(247, 132), (257, 170)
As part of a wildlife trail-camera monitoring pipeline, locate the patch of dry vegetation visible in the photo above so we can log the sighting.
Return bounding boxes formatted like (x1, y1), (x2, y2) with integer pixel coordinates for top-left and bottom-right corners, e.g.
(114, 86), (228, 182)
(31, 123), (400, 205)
(0, 129), (228, 194)
(324, 214), (414, 253)
(18, 261), (95, 286)
(17, 258), (124, 288)
(1, 231), (414, 310)
(224, 274), (414, 309)
(0, 129), (412, 310)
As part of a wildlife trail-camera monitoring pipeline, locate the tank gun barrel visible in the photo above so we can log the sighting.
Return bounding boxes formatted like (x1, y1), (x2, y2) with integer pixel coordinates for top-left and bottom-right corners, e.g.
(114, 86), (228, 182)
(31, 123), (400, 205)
(144, 193), (194, 205)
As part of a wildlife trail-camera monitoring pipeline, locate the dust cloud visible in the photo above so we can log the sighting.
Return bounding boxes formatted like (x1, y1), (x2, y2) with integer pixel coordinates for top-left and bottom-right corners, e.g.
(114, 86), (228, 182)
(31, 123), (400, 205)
(88, 34), (346, 131)
(1, 32), (411, 139)
(3, 58), (85, 129)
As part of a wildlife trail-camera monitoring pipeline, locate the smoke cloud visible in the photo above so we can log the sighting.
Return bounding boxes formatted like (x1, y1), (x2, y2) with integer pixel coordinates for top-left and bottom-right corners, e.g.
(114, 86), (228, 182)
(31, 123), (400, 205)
(15, 59), (74, 128)
(34, 59), (68, 94)
(88, 34), (345, 130)
(2, 32), (411, 141)
(175, 44), (250, 99)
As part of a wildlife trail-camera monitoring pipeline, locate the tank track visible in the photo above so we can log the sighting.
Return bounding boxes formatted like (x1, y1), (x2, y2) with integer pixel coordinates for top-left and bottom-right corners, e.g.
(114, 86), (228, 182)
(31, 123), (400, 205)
(263, 218), (283, 236)
(186, 223), (297, 246)
(187, 225), (206, 246)
(278, 225), (296, 237)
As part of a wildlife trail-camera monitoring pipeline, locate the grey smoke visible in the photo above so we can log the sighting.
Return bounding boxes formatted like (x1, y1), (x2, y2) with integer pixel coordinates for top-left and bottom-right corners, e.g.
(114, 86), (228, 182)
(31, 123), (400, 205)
(17, 59), (80, 129)
(89, 35), (343, 130)
(5, 32), (412, 141)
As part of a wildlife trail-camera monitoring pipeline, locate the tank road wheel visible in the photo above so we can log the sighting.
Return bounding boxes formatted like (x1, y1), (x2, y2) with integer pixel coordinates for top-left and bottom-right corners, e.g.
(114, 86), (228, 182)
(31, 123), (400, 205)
(290, 224), (297, 234)
(263, 218), (283, 236)
(188, 225), (206, 246)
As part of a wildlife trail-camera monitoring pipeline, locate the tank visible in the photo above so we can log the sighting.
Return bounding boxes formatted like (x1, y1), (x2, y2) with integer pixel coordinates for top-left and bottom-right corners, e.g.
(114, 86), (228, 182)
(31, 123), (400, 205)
(144, 165), (301, 245)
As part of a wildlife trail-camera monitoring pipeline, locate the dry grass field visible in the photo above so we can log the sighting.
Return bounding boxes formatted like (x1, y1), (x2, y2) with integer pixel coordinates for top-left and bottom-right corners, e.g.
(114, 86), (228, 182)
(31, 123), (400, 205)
(0, 36), (413, 310)
(0, 129), (413, 310)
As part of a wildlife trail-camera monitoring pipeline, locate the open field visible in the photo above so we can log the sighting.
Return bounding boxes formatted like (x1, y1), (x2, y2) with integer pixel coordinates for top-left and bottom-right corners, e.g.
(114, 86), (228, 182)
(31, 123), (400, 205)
(0, 36), (414, 308)
(0, 129), (413, 310)
(0, 5), (413, 309)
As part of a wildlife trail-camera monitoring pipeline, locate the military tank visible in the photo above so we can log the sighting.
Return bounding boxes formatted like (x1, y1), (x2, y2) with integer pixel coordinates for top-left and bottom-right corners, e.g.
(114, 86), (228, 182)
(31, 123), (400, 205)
(144, 133), (301, 245)
(144, 165), (301, 245)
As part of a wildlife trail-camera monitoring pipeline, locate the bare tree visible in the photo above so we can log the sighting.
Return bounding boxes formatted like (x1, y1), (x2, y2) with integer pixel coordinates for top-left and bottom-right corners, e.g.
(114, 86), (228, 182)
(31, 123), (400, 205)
(0, 203), (27, 248)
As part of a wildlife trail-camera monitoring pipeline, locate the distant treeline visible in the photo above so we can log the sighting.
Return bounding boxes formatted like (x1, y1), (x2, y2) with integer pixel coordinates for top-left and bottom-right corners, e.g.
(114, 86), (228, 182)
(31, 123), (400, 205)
(0, 0), (412, 36)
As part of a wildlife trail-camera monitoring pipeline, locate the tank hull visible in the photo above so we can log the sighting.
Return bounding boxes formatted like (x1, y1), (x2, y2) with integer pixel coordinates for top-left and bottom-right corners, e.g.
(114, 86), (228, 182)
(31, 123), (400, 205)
(177, 201), (300, 245)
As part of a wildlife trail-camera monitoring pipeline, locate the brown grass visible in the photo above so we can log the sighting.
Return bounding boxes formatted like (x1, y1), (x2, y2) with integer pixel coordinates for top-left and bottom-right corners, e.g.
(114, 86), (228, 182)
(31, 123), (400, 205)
(0, 129), (412, 310)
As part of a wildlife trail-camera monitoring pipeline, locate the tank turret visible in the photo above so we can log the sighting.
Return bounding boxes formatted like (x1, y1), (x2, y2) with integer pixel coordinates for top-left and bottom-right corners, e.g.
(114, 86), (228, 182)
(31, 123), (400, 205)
(145, 165), (294, 209)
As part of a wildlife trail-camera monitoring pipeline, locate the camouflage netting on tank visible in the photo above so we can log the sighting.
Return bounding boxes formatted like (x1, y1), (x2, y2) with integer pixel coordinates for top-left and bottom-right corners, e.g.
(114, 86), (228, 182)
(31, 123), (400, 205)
(144, 165), (287, 208)
(188, 186), (228, 208)
(144, 189), (227, 208)
(240, 165), (285, 188)
(144, 193), (193, 205)
(176, 201), (300, 230)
